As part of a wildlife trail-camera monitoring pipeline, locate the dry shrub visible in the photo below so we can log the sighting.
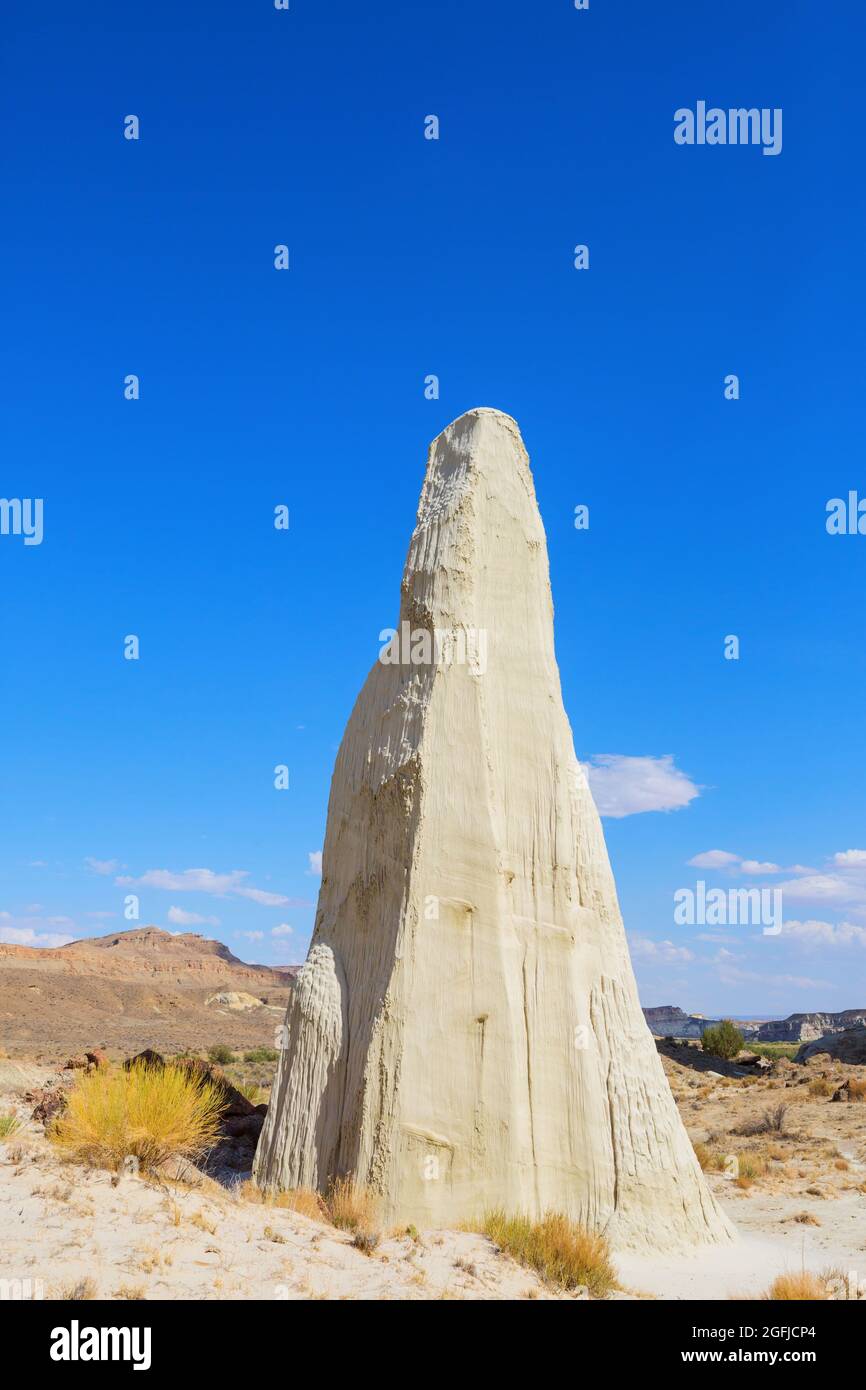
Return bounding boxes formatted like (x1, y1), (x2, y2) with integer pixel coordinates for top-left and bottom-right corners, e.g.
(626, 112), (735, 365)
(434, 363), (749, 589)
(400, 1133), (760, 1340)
(474, 1209), (616, 1296)
(735, 1103), (788, 1137)
(847, 1078), (866, 1102)
(734, 1154), (767, 1189)
(239, 1179), (327, 1222)
(49, 1062), (222, 1172)
(808, 1077), (832, 1098)
(234, 1080), (266, 1106)
(692, 1140), (712, 1170)
(792, 1211), (821, 1226)
(325, 1176), (378, 1233)
(762, 1271), (831, 1300)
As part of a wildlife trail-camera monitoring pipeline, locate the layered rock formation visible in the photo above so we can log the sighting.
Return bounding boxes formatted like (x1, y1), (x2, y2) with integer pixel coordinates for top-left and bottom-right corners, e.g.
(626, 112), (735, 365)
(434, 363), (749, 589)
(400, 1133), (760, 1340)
(255, 408), (733, 1249)
(0, 928), (294, 1056)
(758, 1009), (866, 1044)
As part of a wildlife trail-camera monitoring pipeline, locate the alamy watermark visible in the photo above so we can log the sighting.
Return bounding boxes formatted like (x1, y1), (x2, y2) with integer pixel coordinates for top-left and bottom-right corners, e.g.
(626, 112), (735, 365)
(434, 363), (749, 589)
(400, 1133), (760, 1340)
(378, 621), (488, 675)
(674, 881), (782, 936)
(0, 497), (43, 545)
(674, 102), (782, 157)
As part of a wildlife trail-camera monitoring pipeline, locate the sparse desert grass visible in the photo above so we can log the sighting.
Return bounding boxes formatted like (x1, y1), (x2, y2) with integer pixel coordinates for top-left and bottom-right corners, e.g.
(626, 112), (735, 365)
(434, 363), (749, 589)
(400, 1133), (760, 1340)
(735, 1103), (788, 1137)
(792, 1211), (821, 1226)
(234, 1079), (266, 1105)
(49, 1061), (223, 1172)
(55, 1277), (98, 1300)
(473, 1209), (616, 1296)
(0, 1113), (22, 1139)
(238, 1179), (327, 1222)
(114, 1284), (147, 1300)
(847, 1078), (866, 1102)
(243, 1047), (279, 1064)
(351, 1229), (380, 1255)
(692, 1140), (712, 1170)
(325, 1176), (378, 1234)
(189, 1209), (217, 1235)
(761, 1271), (831, 1300)
(135, 1245), (174, 1274)
(808, 1077), (833, 1098)
(734, 1154), (767, 1189)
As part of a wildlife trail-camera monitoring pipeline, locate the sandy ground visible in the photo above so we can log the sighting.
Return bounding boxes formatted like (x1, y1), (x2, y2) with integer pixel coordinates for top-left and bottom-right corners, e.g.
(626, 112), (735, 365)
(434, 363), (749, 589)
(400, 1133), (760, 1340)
(2, 1050), (866, 1300)
(0, 1140), (581, 1302)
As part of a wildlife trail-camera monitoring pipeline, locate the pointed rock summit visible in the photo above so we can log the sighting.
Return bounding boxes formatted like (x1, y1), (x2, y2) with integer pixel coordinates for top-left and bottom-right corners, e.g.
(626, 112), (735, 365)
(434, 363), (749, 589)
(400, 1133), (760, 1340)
(255, 408), (733, 1249)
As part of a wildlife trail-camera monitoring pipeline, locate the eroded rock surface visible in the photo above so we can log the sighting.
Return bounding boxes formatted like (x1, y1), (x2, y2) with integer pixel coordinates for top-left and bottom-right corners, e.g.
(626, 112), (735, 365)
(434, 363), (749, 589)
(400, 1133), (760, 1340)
(255, 409), (733, 1249)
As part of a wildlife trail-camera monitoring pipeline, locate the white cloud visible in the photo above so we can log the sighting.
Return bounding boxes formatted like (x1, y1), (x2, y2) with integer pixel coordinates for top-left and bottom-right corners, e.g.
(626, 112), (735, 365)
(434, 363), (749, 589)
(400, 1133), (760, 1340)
(584, 755), (699, 818)
(117, 867), (289, 907)
(0, 924), (74, 949)
(85, 857), (120, 876)
(781, 918), (866, 949)
(629, 935), (694, 962)
(241, 931), (264, 942)
(777, 873), (866, 908)
(271, 923), (293, 937)
(740, 860), (782, 875)
(832, 849), (866, 866)
(235, 886), (290, 907)
(167, 906), (220, 928)
(307, 851), (322, 876)
(687, 850), (741, 869)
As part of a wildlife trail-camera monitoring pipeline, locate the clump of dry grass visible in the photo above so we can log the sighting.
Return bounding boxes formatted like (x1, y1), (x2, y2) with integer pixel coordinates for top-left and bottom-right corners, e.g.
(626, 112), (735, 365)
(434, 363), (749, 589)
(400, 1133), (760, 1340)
(238, 1179), (327, 1222)
(692, 1140), (712, 1170)
(351, 1229), (381, 1255)
(49, 1062), (223, 1172)
(847, 1078), (866, 1102)
(54, 1277), (98, 1300)
(325, 1176), (378, 1234)
(791, 1211), (821, 1226)
(808, 1077), (833, 1098)
(114, 1284), (146, 1300)
(473, 1209), (617, 1297)
(734, 1154), (767, 1189)
(762, 1271), (831, 1300)
(735, 1103), (789, 1137)
(0, 1113), (21, 1139)
(234, 1080), (266, 1106)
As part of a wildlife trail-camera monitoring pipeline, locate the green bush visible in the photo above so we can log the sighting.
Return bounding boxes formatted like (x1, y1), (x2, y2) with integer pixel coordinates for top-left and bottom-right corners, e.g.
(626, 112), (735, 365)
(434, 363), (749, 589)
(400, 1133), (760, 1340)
(700, 1019), (744, 1060)
(207, 1044), (235, 1065)
(243, 1047), (279, 1064)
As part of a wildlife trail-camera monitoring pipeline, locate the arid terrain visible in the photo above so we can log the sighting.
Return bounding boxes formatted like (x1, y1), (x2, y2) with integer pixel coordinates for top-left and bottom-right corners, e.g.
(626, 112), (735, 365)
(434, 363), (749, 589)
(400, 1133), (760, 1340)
(0, 928), (295, 1058)
(1, 1024), (865, 1300)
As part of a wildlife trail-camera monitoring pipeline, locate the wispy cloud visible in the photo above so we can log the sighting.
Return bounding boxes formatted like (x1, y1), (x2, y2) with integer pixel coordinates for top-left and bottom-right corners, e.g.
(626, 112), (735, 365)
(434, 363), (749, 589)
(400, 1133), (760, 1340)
(85, 857), (120, 876)
(271, 923), (293, 937)
(115, 867), (308, 909)
(167, 906), (220, 928)
(629, 934), (694, 962)
(781, 918), (866, 949)
(585, 755), (699, 818)
(687, 850), (740, 869)
(307, 851), (322, 877)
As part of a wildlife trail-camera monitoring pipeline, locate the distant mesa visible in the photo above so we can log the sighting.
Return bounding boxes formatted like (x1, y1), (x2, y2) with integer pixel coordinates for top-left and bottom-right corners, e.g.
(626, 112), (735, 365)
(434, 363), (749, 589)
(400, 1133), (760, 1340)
(0, 926), (300, 1055)
(644, 1004), (866, 1044)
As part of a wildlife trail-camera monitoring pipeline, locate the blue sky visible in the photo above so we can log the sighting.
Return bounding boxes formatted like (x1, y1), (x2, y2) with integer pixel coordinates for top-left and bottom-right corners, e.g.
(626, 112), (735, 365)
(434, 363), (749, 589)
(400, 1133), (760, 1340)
(2, 1), (864, 1016)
